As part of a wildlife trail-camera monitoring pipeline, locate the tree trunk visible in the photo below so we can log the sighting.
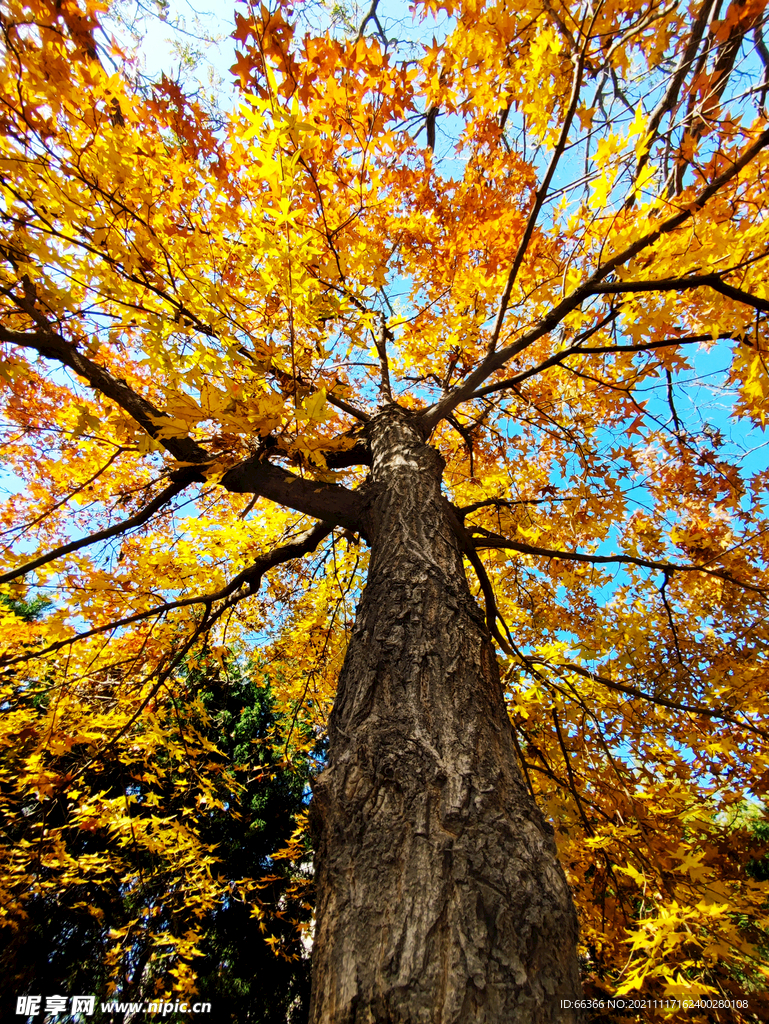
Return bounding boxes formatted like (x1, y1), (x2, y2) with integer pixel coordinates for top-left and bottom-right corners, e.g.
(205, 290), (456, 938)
(309, 405), (582, 1023)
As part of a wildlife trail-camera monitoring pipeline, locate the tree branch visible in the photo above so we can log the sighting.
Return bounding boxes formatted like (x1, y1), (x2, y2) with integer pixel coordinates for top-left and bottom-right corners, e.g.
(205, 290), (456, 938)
(1, 521), (335, 668)
(552, 708), (594, 835)
(1, 320), (367, 521)
(238, 343), (370, 422)
(326, 391), (370, 422)
(541, 659), (769, 740)
(0, 475), (193, 584)
(220, 457), (365, 531)
(486, 27), (592, 356)
(465, 333), (722, 402)
(471, 531), (766, 593)
(443, 500), (514, 655)
(457, 495), (580, 517)
(0, 322), (209, 467)
(72, 520), (335, 775)
(356, 0), (387, 44)
(374, 313), (393, 402)
(446, 413), (475, 476)
(589, 272), (769, 313)
(420, 122), (769, 432)
(634, 0), (714, 183)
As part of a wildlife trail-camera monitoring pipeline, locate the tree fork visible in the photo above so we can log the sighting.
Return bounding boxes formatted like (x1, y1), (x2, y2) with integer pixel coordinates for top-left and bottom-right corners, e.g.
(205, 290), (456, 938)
(309, 404), (582, 1023)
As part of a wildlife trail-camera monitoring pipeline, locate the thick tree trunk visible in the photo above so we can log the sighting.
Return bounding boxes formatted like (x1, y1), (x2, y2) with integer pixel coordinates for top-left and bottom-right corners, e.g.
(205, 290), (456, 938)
(309, 405), (581, 1023)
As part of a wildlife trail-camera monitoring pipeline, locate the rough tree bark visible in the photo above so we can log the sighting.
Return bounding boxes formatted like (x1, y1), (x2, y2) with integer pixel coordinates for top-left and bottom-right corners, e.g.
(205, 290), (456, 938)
(310, 404), (582, 1023)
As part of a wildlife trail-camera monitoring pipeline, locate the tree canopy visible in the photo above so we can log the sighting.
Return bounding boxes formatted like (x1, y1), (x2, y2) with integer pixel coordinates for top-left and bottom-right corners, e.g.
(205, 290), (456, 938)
(1, 618), (313, 1021)
(2, 0), (769, 1018)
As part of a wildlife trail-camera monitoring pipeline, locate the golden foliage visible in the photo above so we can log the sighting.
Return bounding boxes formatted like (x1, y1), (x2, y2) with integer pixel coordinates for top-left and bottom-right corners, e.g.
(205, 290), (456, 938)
(2, 0), (769, 1014)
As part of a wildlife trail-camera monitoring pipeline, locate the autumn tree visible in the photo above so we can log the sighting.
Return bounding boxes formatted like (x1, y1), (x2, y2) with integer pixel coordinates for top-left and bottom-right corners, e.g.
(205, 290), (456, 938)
(0, 624), (314, 1021)
(2, 0), (769, 1021)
